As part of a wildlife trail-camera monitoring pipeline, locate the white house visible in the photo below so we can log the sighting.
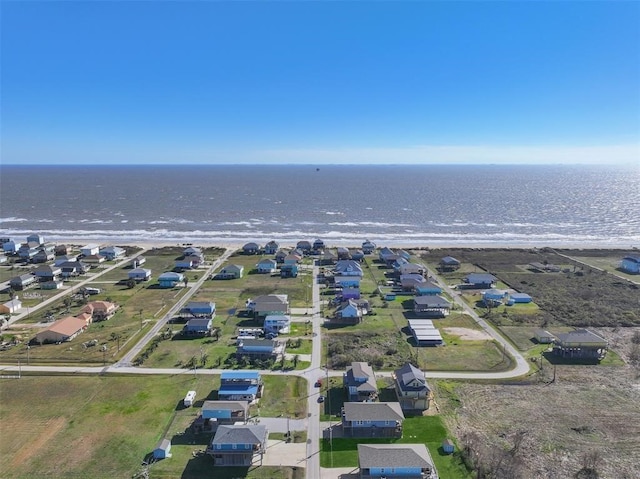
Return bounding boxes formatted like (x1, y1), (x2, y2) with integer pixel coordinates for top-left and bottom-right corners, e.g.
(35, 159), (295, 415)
(81, 244), (100, 257)
(263, 315), (291, 334)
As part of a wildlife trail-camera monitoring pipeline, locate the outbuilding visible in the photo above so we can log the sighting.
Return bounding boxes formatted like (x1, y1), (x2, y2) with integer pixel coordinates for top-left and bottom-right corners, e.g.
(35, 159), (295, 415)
(153, 439), (172, 459)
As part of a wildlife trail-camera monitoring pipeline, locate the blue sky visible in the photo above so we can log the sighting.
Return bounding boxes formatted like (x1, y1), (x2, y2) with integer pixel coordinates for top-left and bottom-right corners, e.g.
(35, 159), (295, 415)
(1, 1), (639, 165)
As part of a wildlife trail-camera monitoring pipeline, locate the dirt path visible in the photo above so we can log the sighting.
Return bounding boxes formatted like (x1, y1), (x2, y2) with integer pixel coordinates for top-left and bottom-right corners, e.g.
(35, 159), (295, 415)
(443, 327), (492, 340)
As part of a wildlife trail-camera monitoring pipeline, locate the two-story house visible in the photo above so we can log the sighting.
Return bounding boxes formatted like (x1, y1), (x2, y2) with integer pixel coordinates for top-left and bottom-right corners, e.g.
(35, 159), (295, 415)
(343, 362), (378, 402)
(393, 362), (430, 411)
(207, 424), (268, 466)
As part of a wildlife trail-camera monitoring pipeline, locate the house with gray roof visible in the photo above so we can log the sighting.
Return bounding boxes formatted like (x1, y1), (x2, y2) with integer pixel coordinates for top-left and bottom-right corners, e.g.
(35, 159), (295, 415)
(553, 329), (608, 361)
(342, 402), (404, 438)
(413, 296), (451, 318)
(464, 273), (497, 289)
(207, 424), (268, 466)
(9, 273), (36, 290)
(344, 361), (378, 402)
(393, 362), (430, 411)
(358, 443), (436, 479)
(439, 256), (461, 271)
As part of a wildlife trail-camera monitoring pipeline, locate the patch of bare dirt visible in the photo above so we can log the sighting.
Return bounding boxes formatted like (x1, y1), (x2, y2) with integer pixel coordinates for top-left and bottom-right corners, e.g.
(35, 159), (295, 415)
(444, 327), (492, 340)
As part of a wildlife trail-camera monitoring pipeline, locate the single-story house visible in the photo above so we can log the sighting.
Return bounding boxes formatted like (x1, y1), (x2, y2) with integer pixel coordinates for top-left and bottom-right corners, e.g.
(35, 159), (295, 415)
(40, 280), (63, 290)
(175, 255), (202, 270)
(620, 256), (640, 274)
(509, 292), (532, 304)
(0, 298), (22, 314)
(393, 362), (430, 411)
(358, 443), (434, 479)
(215, 264), (244, 280)
(207, 424), (268, 466)
(99, 246), (126, 261)
(439, 256), (461, 271)
(82, 254), (106, 264)
(464, 273), (497, 289)
(153, 439), (172, 460)
(256, 258), (277, 274)
(181, 301), (216, 318)
(9, 274), (36, 290)
(128, 267), (152, 281)
(344, 361), (378, 402)
(158, 272), (184, 288)
(242, 242), (260, 255)
(34, 316), (88, 344)
(183, 318), (213, 336)
(534, 329), (555, 344)
(263, 315), (291, 334)
(218, 371), (263, 402)
(413, 296), (451, 317)
(342, 402), (404, 438)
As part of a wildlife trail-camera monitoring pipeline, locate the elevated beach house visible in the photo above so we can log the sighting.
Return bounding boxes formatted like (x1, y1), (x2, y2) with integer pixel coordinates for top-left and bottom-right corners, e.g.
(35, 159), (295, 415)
(264, 240), (279, 255)
(214, 264), (244, 279)
(342, 402), (405, 438)
(246, 294), (289, 319)
(196, 401), (249, 431)
(99, 246), (126, 261)
(218, 371), (263, 403)
(393, 362), (430, 411)
(181, 301), (216, 318)
(357, 443), (436, 479)
(9, 273), (36, 290)
(256, 258), (277, 274)
(263, 314), (291, 334)
(553, 329), (608, 361)
(362, 239), (376, 254)
(207, 424), (268, 466)
(128, 267), (152, 281)
(236, 338), (283, 360)
(439, 256), (461, 271)
(183, 318), (214, 336)
(242, 242), (260, 255)
(464, 273), (497, 289)
(158, 272), (184, 288)
(344, 361), (378, 402)
(413, 295), (451, 317)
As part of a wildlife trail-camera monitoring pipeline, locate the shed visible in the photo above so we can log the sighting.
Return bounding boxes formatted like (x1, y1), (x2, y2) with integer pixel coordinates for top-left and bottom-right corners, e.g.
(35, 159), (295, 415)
(442, 439), (455, 454)
(534, 329), (555, 344)
(153, 439), (172, 459)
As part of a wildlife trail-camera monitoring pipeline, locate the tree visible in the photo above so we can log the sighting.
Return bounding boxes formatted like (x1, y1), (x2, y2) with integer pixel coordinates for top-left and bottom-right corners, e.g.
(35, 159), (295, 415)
(63, 296), (73, 313)
(184, 276), (189, 288)
(126, 278), (136, 289)
(293, 354), (299, 368)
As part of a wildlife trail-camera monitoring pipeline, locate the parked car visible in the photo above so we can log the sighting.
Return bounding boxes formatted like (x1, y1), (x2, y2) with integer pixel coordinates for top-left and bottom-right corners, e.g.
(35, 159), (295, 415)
(317, 395), (325, 403)
(315, 379), (322, 387)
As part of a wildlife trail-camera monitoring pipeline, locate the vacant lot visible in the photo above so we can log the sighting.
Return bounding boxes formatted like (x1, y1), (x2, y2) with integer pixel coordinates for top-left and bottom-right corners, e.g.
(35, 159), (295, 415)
(441, 328), (640, 479)
(422, 248), (640, 327)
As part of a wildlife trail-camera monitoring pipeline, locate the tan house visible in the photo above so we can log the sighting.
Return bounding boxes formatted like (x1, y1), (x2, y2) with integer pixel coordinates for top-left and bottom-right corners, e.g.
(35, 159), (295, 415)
(82, 301), (118, 321)
(0, 298), (22, 314)
(34, 316), (88, 344)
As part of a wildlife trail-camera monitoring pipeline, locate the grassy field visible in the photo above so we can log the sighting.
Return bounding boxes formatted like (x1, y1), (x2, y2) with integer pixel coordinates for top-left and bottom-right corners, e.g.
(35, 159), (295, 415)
(319, 415), (471, 478)
(0, 372), (307, 479)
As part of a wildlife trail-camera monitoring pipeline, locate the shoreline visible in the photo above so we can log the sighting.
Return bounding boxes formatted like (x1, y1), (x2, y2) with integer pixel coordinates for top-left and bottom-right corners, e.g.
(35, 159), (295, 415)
(50, 238), (638, 252)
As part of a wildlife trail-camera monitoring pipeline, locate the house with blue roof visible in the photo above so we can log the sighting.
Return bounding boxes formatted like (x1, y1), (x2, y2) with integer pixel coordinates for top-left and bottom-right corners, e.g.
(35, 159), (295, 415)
(482, 289), (508, 307)
(342, 402), (405, 438)
(158, 272), (184, 288)
(264, 240), (279, 254)
(128, 267), (151, 282)
(358, 443), (435, 479)
(415, 281), (442, 296)
(362, 240), (376, 254)
(207, 424), (268, 466)
(181, 301), (216, 318)
(200, 400), (249, 424)
(509, 292), (532, 304)
(218, 371), (263, 403)
(334, 275), (361, 289)
(620, 256), (640, 274)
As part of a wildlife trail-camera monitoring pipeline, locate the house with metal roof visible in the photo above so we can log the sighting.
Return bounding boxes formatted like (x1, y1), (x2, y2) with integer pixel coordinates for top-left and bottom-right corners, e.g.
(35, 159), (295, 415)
(344, 362), (378, 402)
(200, 400), (249, 425)
(408, 319), (444, 346)
(362, 240), (376, 254)
(99, 246), (126, 261)
(181, 301), (216, 318)
(620, 255), (640, 274)
(439, 255), (461, 271)
(9, 273), (36, 290)
(152, 439), (172, 460)
(128, 267), (152, 281)
(158, 271), (184, 288)
(214, 264), (244, 280)
(207, 424), (268, 466)
(242, 242), (260, 255)
(358, 443), (436, 479)
(393, 362), (430, 411)
(263, 240), (279, 255)
(334, 260), (363, 277)
(246, 294), (289, 318)
(464, 273), (497, 289)
(413, 296), (451, 318)
(236, 338), (283, 360)
(553, 329), (608, 361)
(256, 258), (277, 274)
(342, 402), (404, 438)
(218, 371), (263, 403)
(0, 298), (22, 314)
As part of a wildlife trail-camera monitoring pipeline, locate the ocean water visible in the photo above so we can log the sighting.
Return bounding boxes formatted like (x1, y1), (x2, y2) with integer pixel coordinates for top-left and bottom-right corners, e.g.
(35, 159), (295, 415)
(0, 164), (638, 246)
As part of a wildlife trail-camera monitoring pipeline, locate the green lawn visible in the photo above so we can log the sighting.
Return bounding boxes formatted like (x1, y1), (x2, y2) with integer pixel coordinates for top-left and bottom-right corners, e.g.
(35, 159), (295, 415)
(320, 416), (471, 478)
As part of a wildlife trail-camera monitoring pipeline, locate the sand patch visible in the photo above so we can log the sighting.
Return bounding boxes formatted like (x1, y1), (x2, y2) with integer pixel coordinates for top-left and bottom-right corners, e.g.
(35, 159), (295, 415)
(10, 416), (66, 468)
(444, 327), (492, 340)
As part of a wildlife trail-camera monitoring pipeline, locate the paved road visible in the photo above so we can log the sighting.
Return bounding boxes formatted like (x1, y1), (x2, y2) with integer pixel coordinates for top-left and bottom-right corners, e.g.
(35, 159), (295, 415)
(4, 249), (149, 327)
(116, 248), (234, 366)
(0, 254), (534, 479)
